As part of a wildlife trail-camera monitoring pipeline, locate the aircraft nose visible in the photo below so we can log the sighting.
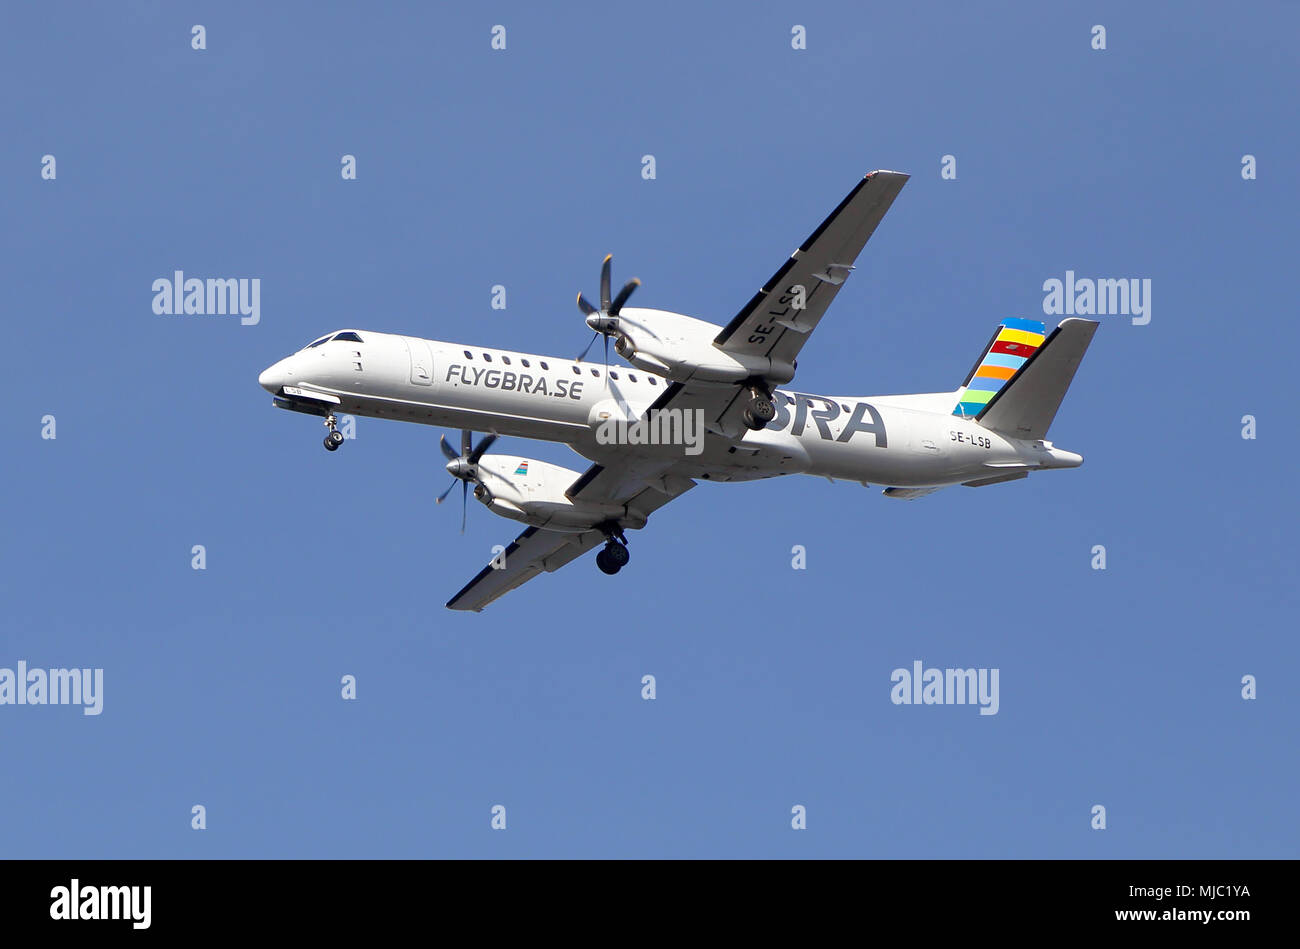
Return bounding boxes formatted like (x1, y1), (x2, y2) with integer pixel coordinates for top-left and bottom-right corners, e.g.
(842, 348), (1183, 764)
(258, 358), (292, 393)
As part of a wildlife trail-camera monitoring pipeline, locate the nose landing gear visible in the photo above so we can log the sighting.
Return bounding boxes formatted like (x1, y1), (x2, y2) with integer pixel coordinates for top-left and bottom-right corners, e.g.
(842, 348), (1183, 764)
(323, 414), (345, 451)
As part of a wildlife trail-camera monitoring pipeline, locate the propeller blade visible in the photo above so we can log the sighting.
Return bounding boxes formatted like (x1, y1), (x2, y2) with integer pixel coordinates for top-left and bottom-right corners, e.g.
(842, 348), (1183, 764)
(439, 435), (458, 462)
(577, 331), (599, 362)
(609, 278), (640, 316)
(460, 479), (468, 533)
(577, 292), (599, 318)
(468, 433), (498, 464)
(600, 254), (612, 312)
(603, 333), (610, 384)
(461, 429), (472, 457)
(436, 477), (457, 504)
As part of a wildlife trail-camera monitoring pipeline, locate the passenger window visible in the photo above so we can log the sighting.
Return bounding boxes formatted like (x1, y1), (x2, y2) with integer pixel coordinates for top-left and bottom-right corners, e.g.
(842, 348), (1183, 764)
(649, 377), (658, 385)
(464, 350), (473, 359)
(540, 361), (548, 370)
(502, 356), (511, 365)
(572, 366), (581, 375)
(521, 359), (530, 368)
(590, 368), (598, 377)
(483, 353), (492, 362)
(629, 374), (637, 382)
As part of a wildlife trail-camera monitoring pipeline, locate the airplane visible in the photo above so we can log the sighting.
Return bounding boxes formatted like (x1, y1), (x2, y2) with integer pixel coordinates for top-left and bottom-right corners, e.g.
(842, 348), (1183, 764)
(257, 170), (1099, 612)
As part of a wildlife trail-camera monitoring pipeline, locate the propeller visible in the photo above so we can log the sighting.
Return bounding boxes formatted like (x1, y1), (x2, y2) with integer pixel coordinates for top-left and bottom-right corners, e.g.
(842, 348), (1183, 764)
(576, 254), (640, 375)
(436, 429), (498, 533)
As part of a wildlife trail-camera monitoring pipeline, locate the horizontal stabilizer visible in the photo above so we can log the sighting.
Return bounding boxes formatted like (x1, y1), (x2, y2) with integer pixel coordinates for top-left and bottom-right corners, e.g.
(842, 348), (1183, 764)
(962, 471), (1029, 488)
(882, 486), (945, 500)
(976, 318), (1099, 439)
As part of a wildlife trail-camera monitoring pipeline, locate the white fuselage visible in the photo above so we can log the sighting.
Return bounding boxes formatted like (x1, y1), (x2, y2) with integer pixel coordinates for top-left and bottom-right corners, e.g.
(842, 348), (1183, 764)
(258, 329), (1082, 490)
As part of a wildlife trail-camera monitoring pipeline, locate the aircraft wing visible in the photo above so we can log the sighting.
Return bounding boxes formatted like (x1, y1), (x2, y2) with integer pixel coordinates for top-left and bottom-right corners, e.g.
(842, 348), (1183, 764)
(448, 171), (908, 610)
(445, 526), (605, 612)
(640, 378), (757, 440)
(712, 170), (909, 371)
(445, 464), (695, 612)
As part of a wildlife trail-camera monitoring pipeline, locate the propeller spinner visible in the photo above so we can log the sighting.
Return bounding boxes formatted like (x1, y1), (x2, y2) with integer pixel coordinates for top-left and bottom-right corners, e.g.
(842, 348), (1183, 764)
(576, 254), (640, 368)
(436, 429), (498, 533)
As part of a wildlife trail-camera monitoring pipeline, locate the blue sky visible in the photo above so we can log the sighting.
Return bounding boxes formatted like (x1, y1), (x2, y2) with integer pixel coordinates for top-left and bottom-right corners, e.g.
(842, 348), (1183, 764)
(2, 1), (1296, 857)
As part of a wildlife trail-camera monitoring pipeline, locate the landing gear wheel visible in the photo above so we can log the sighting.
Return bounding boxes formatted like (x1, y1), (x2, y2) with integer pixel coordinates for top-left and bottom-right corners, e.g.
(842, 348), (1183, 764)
(596, 547), (622, 575)
(323, 414), (345, 451)
(595, 522), (630, 574)
(605, 541), (630, 568)
(743, 389), (776, 431)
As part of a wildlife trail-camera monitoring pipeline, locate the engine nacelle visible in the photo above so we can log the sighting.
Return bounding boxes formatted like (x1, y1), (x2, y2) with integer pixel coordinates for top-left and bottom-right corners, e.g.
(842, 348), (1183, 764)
(470, 455), (643, 533)
(611, 307), (796, 385)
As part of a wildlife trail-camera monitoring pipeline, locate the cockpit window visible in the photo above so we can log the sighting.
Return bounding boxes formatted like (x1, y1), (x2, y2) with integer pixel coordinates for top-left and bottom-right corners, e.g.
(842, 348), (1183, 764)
(303, 331), (365, 350)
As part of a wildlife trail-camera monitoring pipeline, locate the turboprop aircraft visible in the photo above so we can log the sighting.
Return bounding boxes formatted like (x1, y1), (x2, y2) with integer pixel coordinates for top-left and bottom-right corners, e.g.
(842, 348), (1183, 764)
(257, 171), (1098, 611)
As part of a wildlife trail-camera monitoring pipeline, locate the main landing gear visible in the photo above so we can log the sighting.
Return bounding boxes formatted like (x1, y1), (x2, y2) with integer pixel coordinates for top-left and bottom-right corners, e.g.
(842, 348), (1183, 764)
(742, 385), (777, 431)
(323, 414), (345, 452)
(595, 524), (631, 575)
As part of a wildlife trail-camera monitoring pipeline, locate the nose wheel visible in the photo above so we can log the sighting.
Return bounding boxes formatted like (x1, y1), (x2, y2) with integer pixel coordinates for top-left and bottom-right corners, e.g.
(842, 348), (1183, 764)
(323, 414), (344, 451)
(595, 524), (631, 575)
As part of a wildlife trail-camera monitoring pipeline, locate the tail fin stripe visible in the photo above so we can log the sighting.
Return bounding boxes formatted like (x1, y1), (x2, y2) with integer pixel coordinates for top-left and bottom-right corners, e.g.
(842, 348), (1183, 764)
(990, 338), (1040, 357)
(1000, 317), (1047, 332)
(953, 317), (1048, 418)
(974, 318), (1100, 438)
(996, 328), (1046, 347)
(971, 368), (1015, 385)
(980, 353), (1028, 371)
